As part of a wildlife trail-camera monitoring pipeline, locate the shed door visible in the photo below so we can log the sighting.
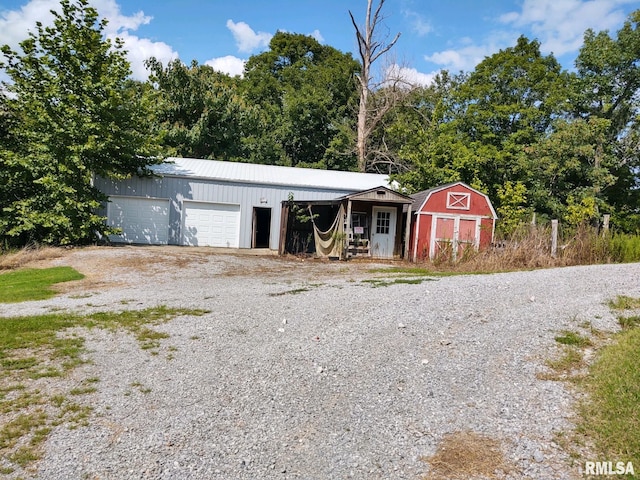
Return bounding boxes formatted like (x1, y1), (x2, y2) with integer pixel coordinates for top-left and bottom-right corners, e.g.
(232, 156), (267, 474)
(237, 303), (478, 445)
(371, 206), (396, 258)
(182, 201), (240, 247)
(107, 196), (170, 245)
(431, 216), (479, 259)
(457, 218), (477, 257)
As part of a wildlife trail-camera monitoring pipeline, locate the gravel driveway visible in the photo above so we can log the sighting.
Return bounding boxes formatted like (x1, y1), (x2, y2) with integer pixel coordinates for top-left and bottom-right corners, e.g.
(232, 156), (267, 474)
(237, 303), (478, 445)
(3, 246), (639, 479)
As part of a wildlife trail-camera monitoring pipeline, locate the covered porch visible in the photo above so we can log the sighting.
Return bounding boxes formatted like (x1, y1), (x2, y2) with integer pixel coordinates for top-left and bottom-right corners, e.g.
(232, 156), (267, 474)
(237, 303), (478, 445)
(280, 186), (413, 260)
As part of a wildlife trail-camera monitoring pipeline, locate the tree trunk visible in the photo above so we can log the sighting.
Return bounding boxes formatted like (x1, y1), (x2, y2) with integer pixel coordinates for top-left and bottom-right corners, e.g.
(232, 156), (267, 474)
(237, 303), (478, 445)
(349, 0), (400, 172)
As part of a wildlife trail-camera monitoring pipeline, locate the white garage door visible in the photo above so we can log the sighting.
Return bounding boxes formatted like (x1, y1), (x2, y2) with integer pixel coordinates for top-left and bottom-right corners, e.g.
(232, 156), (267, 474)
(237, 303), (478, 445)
(107, 196), (170, 245)
(182, 201), (240, 247)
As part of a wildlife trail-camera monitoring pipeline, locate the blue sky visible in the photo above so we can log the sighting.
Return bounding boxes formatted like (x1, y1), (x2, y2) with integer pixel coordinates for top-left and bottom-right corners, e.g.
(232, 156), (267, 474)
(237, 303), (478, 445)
(1, 0), (639, 83)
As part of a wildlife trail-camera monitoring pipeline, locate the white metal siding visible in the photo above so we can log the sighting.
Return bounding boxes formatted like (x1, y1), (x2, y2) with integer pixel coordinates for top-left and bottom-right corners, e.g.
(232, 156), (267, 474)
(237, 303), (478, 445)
(95, 161), (386, 249)
(107, 196), (170, 245)
(182, 201), (240, 247)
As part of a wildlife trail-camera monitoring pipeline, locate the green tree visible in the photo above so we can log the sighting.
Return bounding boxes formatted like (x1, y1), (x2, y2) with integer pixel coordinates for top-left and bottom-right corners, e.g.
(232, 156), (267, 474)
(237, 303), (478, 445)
(456, 36), (569, 197)
(146, 58), (255, 160)
(572, 10), (640, 229)
(523, 117), (616, 220)
(391, 38), (569, 199)
(242, 32), (361, 169)
(496, 181), (531, 235)
(0, 0), (160, 246)
(386, 71), (473, 191)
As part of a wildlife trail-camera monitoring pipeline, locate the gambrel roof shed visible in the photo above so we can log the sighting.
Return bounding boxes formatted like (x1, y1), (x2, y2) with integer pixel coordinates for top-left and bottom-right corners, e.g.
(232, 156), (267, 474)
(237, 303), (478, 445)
(410, 182), (497, 261)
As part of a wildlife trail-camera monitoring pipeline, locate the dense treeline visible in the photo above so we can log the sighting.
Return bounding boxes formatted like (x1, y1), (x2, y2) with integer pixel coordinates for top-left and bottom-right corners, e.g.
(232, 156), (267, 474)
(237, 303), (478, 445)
(0, 0), (639, 247)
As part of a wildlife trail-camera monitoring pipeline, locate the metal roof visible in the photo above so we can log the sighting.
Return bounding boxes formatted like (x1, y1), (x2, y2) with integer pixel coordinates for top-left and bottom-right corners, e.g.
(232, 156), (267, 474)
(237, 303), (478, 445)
(151, 157), (392, 192)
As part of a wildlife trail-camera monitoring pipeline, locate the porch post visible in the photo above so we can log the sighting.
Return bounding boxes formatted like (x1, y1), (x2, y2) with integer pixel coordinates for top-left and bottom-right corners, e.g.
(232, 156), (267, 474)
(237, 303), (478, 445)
(279, 202), (289, 255)
(345, 199), (352, 260)
(404, 203), (412, 261)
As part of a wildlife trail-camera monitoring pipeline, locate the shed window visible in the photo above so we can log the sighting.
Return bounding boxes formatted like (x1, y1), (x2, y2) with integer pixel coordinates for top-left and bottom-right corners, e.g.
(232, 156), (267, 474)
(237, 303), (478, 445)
(447, 192), (470, 210)
(375, 211), (391, 234)
(351, 212), (369, 239)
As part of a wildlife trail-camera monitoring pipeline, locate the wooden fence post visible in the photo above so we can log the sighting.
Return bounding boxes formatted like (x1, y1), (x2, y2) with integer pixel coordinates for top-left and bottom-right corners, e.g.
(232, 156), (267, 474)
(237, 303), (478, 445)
(602, 214), (610, 236)
(551, 219), (558, 258)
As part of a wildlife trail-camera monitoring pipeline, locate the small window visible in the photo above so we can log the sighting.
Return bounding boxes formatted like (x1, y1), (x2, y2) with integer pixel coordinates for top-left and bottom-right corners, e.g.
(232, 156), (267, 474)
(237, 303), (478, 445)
(447, 192), (470, 210)
(376, 211), (391, 234)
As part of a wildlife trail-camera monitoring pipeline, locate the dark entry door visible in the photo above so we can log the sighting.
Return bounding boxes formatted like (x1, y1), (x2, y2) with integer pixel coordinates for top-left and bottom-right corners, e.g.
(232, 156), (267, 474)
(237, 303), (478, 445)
(252, 207), (271, 248)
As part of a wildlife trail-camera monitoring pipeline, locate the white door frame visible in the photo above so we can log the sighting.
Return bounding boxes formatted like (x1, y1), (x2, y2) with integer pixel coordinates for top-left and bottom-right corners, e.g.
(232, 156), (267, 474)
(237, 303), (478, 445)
(371, 206), (397, 258)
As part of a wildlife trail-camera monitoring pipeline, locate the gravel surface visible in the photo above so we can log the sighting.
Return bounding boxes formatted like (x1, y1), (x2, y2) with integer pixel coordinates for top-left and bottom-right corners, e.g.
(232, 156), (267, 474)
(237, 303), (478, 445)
(2, 246), (639, 479)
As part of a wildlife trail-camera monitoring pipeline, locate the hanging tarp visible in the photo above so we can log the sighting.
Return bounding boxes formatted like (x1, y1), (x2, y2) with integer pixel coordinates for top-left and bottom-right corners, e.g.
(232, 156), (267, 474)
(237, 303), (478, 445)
(311, 204), (345, 258)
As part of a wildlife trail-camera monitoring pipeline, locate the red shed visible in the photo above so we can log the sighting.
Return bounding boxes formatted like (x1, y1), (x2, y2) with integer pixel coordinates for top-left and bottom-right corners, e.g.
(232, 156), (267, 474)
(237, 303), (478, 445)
(410, 182), (497, 261)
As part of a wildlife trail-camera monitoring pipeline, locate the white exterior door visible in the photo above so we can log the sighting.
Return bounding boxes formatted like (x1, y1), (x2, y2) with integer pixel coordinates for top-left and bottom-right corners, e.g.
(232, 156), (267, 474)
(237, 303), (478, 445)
(182, 201), (240, 247)
(371, 206), (396, 258)
(107, 196), (170, 245)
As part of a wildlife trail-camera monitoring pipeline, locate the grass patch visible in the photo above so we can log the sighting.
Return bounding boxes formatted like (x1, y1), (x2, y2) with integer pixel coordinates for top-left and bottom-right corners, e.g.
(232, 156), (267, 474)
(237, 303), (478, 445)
(421, 431), (510, 479)
(547, 297), (640, 476)
(367, 267), (479, 277)
(362, 277), (433, 287)
(554, 330), (593, 348)
(577, 327), (640, 471)
(0, 266), (84, 303)
(618, 316), (640, 330)
(0, 306), (208, 473)
(542, 348), (584, 379)
(608, 295), (640, 311)
(270, 287), (308, 296)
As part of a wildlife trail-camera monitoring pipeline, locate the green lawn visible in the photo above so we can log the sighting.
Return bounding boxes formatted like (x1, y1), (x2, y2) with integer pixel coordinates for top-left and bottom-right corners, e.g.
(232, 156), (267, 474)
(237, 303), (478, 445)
(576, 295), (640, 477)
(0, 267), (84, 303)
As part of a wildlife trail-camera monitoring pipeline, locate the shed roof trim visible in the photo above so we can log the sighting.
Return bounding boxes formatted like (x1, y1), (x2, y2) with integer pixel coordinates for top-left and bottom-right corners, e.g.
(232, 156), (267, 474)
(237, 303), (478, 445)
(336, 185), (413, 203)
(151, 157), (392, 192)
(410, 182), (497, 219)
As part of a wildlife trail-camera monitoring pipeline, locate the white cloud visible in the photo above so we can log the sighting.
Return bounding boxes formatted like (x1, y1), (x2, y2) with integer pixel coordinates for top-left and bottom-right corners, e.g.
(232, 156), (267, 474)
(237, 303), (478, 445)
(422, 0), (635, 74)
(499, 0), (636, 56)
(403, 9), (433, 37)
(112, 32), (178, 80)
(206, 55), (246, 77)
(386, 64), (436, 87)
(309, 29), (324, 43)
(425, 42), (500, 72)
(0, 0), (56, 49)
(0, 0), (178, 80)
(226, 19), (272, 53)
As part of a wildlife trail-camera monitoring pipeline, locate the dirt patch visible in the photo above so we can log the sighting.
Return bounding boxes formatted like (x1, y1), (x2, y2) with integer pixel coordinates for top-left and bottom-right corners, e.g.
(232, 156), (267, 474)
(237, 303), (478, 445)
(1, 245), (400, 295)
(422, 431), (513, 480)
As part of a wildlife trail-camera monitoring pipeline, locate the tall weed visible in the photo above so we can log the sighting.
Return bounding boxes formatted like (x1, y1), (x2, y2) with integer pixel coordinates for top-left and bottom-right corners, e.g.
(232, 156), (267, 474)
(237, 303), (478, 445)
(417, 223), (640, 272)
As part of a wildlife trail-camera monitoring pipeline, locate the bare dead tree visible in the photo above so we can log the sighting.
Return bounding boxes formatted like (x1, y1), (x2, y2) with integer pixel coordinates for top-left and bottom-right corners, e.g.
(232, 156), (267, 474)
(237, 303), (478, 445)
(349, 0), (401, 172)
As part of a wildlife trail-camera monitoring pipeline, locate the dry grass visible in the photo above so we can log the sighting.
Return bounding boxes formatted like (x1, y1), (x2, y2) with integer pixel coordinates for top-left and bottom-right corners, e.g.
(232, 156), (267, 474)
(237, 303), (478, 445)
(0, 246), (65, 271)
(417, 224), (639, 274)
(421, 431), (512, 480)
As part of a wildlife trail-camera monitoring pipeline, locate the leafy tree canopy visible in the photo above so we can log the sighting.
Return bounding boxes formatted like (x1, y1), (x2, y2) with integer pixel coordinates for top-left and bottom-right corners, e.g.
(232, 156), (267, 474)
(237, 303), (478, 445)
(146, 58), (256, 161)
(242, 31), (361, 169)
(0, 0), (161, 246)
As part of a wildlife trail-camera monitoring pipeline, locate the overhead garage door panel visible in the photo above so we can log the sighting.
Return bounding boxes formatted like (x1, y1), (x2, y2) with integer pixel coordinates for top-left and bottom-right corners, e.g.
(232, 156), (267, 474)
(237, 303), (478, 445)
(182, 202), (240, 247)
(107, 197), (170, 245)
